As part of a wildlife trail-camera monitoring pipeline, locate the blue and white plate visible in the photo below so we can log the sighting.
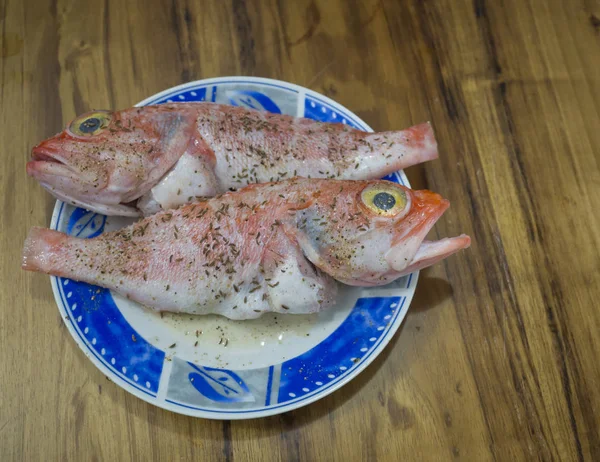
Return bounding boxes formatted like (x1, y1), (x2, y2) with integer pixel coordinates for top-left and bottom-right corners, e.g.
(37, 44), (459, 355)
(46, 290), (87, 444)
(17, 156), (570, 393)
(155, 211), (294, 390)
(49, 77), (418, 419)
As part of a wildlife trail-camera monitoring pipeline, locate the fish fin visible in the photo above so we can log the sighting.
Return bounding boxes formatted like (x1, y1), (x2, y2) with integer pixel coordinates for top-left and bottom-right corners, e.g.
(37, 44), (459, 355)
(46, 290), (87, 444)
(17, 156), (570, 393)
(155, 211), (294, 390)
(261, 229), (337, 313)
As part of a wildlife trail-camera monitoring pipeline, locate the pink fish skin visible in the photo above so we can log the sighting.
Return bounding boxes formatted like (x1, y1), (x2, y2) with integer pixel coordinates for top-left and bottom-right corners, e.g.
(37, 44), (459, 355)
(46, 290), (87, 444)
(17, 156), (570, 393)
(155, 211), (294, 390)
(22, 178), (469, 320)
(27, 103), (438, 216)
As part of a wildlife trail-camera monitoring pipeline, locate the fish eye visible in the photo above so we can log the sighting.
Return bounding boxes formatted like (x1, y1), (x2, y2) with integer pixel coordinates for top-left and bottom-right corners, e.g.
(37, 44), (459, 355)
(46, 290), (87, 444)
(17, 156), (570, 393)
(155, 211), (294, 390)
(69, 111), (112, 137)
(373, 192), (396, 210)
(80, 117), (101, 133)
(361, 184), (408, 217)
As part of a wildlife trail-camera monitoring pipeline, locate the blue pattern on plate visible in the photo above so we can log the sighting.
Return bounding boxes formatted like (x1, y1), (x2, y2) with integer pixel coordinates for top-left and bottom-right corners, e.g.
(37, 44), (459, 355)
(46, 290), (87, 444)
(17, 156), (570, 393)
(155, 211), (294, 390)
(67, 209), (106, 238)
(264, 365), (275, 405)
(226, 90), (282, 113)
(59, 279), (164, 395)
(277, 297), (402, 403)
(188, 364), (254, 403)
(304, 96), (362, 129)
(155, 87), (208, 104)
(145, 80), (300, 107)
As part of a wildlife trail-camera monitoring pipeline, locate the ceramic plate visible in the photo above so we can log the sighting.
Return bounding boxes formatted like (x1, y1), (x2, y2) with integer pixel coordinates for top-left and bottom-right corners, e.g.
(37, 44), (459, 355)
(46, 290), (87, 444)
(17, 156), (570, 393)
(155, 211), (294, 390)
(49, 77), (418, 419)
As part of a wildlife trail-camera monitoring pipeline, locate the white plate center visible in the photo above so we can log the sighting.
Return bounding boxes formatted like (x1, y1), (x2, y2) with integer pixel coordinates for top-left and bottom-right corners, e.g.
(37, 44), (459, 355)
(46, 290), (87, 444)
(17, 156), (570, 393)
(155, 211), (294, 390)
(113, 285), (361, 370)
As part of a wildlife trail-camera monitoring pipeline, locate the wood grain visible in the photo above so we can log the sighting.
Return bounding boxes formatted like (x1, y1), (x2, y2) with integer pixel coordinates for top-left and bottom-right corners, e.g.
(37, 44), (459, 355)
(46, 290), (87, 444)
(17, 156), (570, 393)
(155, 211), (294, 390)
(1, 0), (599, 460)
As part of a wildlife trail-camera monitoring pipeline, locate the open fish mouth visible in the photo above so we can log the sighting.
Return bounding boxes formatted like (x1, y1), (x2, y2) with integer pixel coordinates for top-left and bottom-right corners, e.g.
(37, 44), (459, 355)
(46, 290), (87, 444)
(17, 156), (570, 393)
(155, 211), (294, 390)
(383, 234), (471, 278)
(385, 191), (471, 274)
(405, 235), (471, 272)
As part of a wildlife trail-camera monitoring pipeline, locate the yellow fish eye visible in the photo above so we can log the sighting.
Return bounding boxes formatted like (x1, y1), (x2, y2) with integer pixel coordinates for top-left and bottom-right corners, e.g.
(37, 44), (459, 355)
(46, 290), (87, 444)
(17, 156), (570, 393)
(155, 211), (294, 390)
(69, 111), (112, 136)
(361, 184), (408, 216)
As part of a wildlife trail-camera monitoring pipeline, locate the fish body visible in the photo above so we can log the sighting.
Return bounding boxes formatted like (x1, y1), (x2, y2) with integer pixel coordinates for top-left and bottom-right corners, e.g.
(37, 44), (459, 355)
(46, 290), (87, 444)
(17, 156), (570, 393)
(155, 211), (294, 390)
(22, 178), (470, 320)
(27, 103), (438, 216)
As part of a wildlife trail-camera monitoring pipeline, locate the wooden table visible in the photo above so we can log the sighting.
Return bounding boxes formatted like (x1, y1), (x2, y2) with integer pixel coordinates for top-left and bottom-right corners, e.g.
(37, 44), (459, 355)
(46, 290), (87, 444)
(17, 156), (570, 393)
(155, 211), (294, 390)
(2, 0), (599, 460)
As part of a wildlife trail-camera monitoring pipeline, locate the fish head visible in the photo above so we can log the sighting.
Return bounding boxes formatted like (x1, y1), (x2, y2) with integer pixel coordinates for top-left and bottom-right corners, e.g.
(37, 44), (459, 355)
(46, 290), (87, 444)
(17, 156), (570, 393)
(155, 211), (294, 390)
(293, 179), (471, 286)
(27, 105), (197, 216)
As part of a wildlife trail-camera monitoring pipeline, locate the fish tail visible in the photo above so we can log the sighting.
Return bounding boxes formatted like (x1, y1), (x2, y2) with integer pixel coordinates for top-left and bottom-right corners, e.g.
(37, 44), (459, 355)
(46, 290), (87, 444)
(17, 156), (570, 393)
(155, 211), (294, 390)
(400, 122), (439, 163)
(22, 227), (71, 274)
(364, 122), (439, 171)
(22, 227), (133, 295)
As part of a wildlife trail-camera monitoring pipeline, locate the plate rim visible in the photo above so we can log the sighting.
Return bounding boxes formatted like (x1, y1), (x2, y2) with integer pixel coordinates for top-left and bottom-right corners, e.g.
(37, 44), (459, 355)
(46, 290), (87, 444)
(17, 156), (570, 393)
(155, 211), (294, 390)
(49, 76), (419, 419)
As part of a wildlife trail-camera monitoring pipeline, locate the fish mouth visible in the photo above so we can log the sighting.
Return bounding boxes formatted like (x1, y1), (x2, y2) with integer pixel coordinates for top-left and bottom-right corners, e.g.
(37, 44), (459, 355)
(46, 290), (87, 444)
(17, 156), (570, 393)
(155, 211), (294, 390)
(27, 145), (74, 179)
(386, 234), (471, 276)
(385, 190), (470, 274)
(28, 145), (141, 217)
(31, 145), (63, 163)
(30, 143), (71, 166)
(401, 235), (471, 274)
